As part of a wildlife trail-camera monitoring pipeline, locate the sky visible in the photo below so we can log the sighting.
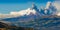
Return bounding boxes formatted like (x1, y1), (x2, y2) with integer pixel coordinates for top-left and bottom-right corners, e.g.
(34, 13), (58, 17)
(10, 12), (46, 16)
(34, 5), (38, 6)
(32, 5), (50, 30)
(0, 0), (58, 14)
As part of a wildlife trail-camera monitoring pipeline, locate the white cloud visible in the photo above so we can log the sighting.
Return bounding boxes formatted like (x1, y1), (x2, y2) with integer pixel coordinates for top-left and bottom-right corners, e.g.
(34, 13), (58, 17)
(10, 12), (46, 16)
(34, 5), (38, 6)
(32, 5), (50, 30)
(56, 13), (60, 16)
(45, 1), (51, 9)
(54, 1), (60, 16)
(54, 1), (60, 12)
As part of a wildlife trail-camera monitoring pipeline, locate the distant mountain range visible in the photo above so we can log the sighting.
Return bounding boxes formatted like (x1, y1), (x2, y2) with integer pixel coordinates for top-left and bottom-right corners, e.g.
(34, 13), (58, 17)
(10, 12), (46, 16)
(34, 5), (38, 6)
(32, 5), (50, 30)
(0, 2), (57, 21)
(0, 1), (60, 30)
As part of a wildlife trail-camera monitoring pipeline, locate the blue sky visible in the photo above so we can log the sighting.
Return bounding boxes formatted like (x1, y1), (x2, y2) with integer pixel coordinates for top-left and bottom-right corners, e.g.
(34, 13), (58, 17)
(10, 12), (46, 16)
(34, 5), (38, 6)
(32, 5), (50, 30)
(0, 0), (55, 14)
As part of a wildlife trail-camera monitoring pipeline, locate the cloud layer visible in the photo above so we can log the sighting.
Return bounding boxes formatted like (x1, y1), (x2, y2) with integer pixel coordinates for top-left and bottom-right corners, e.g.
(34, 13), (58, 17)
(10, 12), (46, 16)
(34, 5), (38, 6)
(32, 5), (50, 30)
(54, 1), (60, 16)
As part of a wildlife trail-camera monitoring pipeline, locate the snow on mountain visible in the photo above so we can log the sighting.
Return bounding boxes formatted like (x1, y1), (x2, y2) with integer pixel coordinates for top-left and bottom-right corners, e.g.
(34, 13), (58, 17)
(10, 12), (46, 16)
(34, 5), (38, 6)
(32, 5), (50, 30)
(45, 1), (52, 9)
(45, 1), (57, 15)
(31, 4), (39, 12)
(1, 4), (41, 22)
(10, 8), (37, 16)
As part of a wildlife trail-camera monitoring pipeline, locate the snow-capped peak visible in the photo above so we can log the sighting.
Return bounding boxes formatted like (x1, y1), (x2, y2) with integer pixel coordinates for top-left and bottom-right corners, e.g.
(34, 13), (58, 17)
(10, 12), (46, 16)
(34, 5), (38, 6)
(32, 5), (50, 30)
(44, 1), (57, 15)
(0, 3), (41, 19)
(10, 4), (40, 17)
(0, 8), (39, 18)
(10, 8), (37, 16)
(0, 8), (40, 22)
(31, 4), (39, 12)
(45, 1), (52, 9)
